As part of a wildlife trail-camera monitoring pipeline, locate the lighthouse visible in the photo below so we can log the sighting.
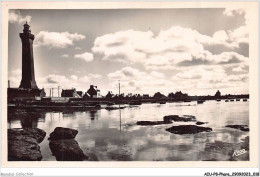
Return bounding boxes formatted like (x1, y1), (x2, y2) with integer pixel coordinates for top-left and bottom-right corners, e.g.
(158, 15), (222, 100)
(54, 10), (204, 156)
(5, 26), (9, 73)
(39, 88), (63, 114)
(19, 21), (38, 89)
(7, 22), (46, 103)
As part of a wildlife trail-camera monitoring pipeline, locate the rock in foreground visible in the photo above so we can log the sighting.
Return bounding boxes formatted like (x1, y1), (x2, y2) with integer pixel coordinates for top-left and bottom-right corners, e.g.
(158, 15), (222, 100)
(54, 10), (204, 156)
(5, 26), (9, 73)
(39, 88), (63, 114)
(166, 125), (212, 134)
(48, 127), (78, 140)
(225, 125), (249, 132)
(49, 139), (87, 161)
(49, 127), (87, 161)
(163, 115), (196, 122)
(8, 128), (46, 161)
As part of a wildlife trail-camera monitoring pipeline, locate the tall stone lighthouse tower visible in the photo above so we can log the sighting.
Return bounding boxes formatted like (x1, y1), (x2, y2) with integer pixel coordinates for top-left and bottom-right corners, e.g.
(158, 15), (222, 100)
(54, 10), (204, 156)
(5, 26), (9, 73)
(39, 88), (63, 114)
(19, 21), (38, 89)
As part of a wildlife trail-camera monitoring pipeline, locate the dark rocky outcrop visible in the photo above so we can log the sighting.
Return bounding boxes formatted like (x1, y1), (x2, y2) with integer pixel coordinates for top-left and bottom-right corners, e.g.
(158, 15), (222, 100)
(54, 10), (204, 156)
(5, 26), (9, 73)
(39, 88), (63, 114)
(163, 115), (196, 122)
(8, 128), (46, 161)
(196, 121), (207, 125)
(166, 125), (212, 134)
(49, 139), (87, 161)
(48, 127), (87, 161)
(136, 120), (172, 126)
(48, 127), (78, 140)
(225, 125), (249, 132)
(137, 115), (197, 126)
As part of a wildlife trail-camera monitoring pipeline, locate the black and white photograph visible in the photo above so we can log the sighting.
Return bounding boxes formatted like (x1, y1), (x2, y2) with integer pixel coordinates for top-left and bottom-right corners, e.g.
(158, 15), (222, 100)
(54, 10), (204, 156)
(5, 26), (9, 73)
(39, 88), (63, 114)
(1, 1), (259, 173)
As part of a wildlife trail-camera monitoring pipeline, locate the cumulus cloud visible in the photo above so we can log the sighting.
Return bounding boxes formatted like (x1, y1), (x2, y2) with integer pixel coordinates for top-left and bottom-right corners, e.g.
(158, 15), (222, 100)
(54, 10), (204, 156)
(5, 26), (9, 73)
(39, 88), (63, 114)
(108, 67), (173, 94)
(231, 63), (248, 72)
(228, 25), (249, 45)
(35, 31), (85, 48)
(87, 73), (102, 79)
(61, 54), (69, 58)
(74, 52), (94, 62)
(8, 69), (22, 87)
(171, 65), (248, 92)
(75, 47), (82, 50)
(172, 66), (226, 83)
(92, 26), (248, 70)
(223, 7), (246, 17)
(150, 71), (165, 79)
(222, 7), (249, 47)
(9, 10), (31, 24)
(107, 66), (248, 95)
(44, 74), (69, 84)
(70, 75), (78, 81)
(35, 73), (103, 96)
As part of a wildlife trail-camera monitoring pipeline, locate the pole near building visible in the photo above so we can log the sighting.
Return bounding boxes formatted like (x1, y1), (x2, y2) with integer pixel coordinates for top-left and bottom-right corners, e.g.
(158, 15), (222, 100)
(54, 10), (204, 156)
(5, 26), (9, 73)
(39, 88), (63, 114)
(119, 80), (120, 96)
(51, 88), (54, 97)
(58, 86), (60, 97)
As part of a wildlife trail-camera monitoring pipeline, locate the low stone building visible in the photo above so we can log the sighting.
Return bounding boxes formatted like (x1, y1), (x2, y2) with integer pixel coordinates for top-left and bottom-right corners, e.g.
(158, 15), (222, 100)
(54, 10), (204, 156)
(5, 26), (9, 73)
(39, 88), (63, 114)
(8, 88), (46, 103)
(61, 88), (80, 98)
(86, 85), (101, 98)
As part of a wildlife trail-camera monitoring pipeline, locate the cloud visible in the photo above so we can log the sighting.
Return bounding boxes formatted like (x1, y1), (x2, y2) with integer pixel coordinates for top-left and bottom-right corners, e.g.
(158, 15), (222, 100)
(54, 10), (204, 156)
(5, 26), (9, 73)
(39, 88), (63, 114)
(171, 65), (248, 92)
(35, 73), (103, 96)
(228, 25), (249, 45)
(74, 52), (94, 62)
(223, 7), (246, 17)
(9, 10), (31, 24)
(35, 31), (85, 48)
(107, 66), (248, 95)
(75, 47), (82, 50)
(150, 71), (165, 79)
(231, 63), (248, 72)
(108, 67), (172, 94)
(8, 69), (22, 87)
(92, 26), (248, 70)
(87, 73), (102, 79)
(70, 75), (78, 81)
(61, 54), (69, 58)
(172, 66), (226, 83)
(222, 7), (249, 47)
(44, 74), (69, 84)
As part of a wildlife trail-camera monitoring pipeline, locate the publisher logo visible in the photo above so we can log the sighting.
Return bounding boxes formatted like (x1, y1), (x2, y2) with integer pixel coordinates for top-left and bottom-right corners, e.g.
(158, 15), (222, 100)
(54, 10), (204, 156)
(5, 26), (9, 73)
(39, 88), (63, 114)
(233, 149), (247, 157)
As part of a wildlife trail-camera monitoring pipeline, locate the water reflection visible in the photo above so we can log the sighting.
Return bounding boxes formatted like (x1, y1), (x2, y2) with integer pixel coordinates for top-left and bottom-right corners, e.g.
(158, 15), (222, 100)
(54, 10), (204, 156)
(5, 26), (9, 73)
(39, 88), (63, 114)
(89, 110), (98, 120)
(8, 109), (46, 128)
(7, 101), (249, 161)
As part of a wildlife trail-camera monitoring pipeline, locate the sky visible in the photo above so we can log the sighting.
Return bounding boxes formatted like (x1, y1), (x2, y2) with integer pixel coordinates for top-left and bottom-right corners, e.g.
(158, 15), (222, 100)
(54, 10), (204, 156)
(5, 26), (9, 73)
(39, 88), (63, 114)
(8, 8), (249, 97)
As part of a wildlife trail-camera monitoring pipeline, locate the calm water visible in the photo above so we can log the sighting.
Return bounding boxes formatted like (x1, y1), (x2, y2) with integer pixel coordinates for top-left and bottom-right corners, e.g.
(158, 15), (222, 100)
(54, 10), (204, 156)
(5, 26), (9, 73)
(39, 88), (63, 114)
(8, 100), (249, 161)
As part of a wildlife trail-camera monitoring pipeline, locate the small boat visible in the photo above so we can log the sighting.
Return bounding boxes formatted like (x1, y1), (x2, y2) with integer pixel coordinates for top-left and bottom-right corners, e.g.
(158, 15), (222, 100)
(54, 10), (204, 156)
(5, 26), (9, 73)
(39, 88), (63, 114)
(236, 99), (240, 101)
(216, 99), (221, 102)
(197, 100), (204, 104)
(225, 100), (229, 102)
(243, 99), (248, 102)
